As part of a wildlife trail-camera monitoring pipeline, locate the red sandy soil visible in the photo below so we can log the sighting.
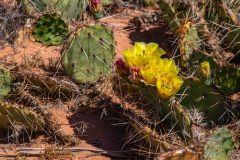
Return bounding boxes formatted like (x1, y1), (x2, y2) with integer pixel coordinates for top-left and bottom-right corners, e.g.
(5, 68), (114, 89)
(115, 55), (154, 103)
(0, 6), (172, 160)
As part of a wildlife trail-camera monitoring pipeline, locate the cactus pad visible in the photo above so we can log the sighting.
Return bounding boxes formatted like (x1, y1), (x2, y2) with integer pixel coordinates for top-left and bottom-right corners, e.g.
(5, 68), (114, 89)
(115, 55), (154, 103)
(0, 101), (45, 132)
(62, 24), (115, 83)
(0, 66), (12, 99)
(179, 23), (201, 66)
(204, 127), (234, 160)
(179, 78), (229, 124)
(33, 13), (69, 46)
(19, 0), (88, 21)
(44, 0), (88, 21)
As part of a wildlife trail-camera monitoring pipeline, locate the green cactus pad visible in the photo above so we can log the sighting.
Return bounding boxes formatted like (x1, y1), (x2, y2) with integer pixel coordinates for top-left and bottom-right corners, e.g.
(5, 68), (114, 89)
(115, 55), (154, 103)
(204, 127), (234, 160)
(44, 0), (88, 21)
(0, 101), (45, 132)
(62, 24), (115, 83)
(19, 0), (88, 21)
(214, 67), (240, 95)
(33, 13), (69, 46)
(0, 66), (12, 99)
(179, 78), (229, 124)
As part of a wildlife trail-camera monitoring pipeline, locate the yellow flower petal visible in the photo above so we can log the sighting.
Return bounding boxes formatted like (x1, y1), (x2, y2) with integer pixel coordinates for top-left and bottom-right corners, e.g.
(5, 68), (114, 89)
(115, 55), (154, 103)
(140, 58), (180, 85)
(154, 48), (166, 57)
(123, 42), (167, 68)
(140, 65), (158, 85)
(156, 74), (183, 99)
(123, 49), (134, 67)
(145, 42), (159, 54)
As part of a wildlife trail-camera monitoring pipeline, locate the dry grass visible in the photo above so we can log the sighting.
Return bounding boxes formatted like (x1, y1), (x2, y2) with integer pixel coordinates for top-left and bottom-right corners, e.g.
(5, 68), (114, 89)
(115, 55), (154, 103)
(0, 1), (27, 46)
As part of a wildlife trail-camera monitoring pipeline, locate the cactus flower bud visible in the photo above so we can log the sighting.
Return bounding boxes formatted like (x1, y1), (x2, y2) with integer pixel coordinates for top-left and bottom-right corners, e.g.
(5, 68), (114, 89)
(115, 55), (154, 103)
(200, 61), (211, 78)
(90, 0), (102, 12)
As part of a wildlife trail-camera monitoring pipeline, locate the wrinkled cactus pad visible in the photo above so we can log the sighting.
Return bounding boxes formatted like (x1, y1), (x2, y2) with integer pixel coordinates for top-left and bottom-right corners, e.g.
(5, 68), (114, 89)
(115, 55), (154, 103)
(62, 24), (115, 83)
(204, 127), (234, 160)
(0, 66), (12, 99)
(0, 101), (45, 132)
(33, 13), (69, 46)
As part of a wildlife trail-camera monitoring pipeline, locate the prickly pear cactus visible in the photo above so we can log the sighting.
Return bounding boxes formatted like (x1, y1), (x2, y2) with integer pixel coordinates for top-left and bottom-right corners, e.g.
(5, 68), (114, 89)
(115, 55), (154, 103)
(0, 66), (12, 99)
(214, 66), (240, 95)
(33, 13), (69, 46)
(19, 0), (88, 21)
(204, 127), (234, 160)
(45, 0), (88, 21)
(178, 78), (229, 124)
(0, 101), (45, 132)
(62, 24), (115, 83)
(115, 42), (192, 138)
(179, 22), (201, 66)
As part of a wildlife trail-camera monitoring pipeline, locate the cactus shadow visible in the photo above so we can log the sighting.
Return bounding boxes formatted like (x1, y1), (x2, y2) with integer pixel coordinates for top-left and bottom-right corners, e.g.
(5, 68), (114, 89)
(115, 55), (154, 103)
(68, 108), (129, 151)
(128, 25), (174, 56)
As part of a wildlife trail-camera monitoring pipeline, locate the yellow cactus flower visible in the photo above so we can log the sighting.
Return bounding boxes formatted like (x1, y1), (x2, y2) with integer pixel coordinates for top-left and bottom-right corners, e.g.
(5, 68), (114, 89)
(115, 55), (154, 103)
(140, 63), (158, 85)
(156, 74), (183, 99)
(123, 42), (165, 68)
(159, 58), (180, 74)
(200, 61), (211, 78)
(140, 58), (180, 85)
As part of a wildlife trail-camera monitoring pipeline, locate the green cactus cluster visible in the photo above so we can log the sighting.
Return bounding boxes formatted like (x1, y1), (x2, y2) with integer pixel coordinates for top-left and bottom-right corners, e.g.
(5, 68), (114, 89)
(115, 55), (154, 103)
(204, 127), (235, 160)
(33, 13), (69, 46)
(62, 24), (115, 83)
(157, 0), (240, 91)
